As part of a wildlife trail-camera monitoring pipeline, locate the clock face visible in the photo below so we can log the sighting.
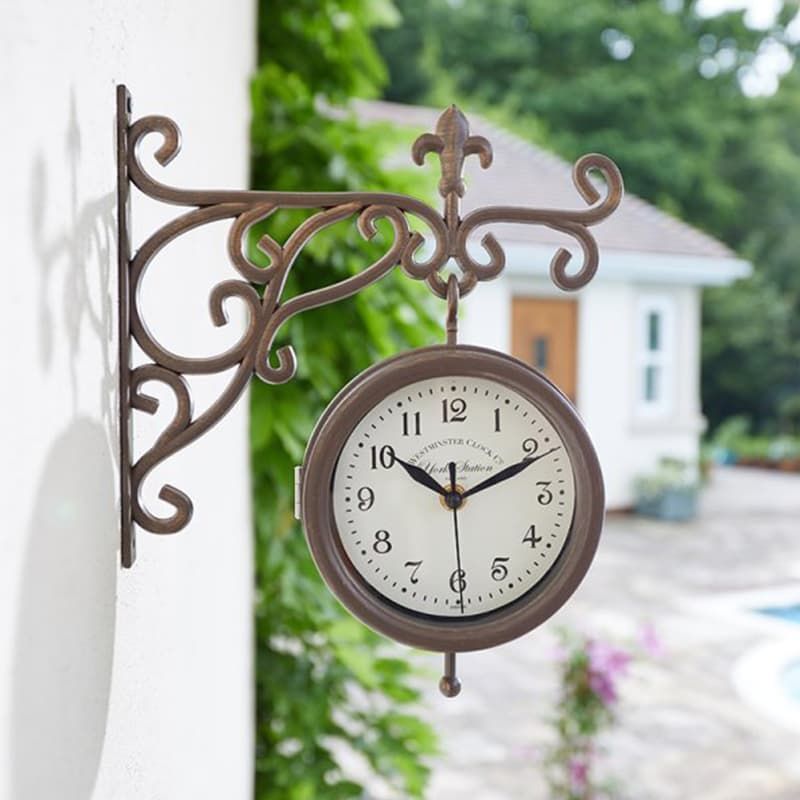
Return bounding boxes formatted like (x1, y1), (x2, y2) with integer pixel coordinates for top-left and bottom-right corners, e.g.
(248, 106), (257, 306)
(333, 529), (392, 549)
(331, 374), (576, 619)
(301, 345), (603, 652)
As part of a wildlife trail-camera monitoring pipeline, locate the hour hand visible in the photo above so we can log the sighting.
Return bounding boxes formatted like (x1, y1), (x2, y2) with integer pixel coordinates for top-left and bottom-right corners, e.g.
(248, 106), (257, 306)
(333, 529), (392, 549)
(393, 456), (448, 496)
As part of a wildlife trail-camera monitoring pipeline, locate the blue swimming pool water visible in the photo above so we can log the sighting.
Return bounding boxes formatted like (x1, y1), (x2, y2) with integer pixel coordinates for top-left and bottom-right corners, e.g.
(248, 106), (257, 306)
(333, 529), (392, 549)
(758, 605), (800, 625)
(782, 661), (800, 703)
(756, 605), (800, 702)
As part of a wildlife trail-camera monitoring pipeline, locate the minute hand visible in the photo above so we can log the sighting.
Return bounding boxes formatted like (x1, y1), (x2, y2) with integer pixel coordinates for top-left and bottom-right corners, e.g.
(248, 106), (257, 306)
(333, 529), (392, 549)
(462, 447), (560, 499)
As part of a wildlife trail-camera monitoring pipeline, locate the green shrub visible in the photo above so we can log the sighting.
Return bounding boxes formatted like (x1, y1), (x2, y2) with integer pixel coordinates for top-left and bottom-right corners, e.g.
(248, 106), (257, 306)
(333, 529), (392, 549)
(251, 2), (440, 798)
(778, 394), (800, 434)
(710, 415), (751, 451)
(709, 415), (800, 465)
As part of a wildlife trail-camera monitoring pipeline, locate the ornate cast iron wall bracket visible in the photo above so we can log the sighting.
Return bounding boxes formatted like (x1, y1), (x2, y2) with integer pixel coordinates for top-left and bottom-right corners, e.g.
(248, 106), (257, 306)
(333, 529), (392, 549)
(117, 84), (623, 568)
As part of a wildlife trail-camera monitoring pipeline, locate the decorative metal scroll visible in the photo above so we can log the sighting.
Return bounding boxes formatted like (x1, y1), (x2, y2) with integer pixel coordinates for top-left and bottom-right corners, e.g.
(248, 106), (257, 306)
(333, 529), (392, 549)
(117, 85), (623, 567)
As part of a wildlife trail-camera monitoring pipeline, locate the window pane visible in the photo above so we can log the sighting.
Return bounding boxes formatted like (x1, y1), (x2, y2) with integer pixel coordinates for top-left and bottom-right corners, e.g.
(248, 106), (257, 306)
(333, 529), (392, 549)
(533, 336), (549, 370)
(647, 311), (661, 351)
(644, 365), (660, 402)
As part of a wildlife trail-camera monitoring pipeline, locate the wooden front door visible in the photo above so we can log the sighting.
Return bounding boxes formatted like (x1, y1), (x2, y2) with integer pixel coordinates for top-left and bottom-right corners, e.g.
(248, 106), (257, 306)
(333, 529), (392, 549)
(511, 296), (578, 400)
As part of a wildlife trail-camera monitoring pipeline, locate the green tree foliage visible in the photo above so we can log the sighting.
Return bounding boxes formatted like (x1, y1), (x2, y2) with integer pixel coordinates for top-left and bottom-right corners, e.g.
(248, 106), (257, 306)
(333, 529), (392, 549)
(702, 275), (796, 431)
(376, 0), (800, 429)
(250, 2), (440, 797)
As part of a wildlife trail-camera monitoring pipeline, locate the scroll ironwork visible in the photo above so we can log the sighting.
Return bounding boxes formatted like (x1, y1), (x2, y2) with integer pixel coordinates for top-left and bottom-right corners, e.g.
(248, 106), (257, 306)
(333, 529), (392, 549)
(117, 85), (623, 567)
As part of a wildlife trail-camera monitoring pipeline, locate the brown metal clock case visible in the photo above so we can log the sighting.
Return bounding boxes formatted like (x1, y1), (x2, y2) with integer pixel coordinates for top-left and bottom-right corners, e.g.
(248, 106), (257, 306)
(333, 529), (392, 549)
(300, 344), (605, 653)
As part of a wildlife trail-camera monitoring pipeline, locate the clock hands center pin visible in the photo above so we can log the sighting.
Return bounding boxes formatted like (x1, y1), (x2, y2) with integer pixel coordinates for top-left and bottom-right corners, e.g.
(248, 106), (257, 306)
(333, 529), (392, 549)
(461, 446), (560, 499)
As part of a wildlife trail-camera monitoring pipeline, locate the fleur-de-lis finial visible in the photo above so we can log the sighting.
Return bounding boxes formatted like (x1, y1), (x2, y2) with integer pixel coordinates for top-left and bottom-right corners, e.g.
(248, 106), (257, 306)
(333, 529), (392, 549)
(412, 105), (493, 225)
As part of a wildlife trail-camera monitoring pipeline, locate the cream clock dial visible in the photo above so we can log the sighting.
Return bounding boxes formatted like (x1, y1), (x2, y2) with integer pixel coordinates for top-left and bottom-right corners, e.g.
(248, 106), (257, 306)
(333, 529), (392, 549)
(300, 345), (604, 654)
(331, 375), (576, 618)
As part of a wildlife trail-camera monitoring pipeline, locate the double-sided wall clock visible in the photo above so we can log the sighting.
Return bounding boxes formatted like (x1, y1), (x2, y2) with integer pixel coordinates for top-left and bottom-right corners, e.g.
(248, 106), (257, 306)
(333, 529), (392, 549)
(117, 86), (623, 695)
(299, 341), (604, 694)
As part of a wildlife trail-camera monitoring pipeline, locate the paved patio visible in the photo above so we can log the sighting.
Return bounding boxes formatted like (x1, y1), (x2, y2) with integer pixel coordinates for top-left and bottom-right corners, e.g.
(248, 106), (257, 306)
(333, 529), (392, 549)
(418, 467), (800, 800)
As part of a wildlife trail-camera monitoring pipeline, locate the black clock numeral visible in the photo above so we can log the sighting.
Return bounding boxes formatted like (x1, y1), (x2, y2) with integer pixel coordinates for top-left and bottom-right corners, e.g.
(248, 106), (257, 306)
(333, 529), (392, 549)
(490, 556), (510, 581)
(356, 486), (374, 511)
(493, 407), (501, 432)
(402, 410), (421, 436)
(449, 569), (467, 593)
(536, 481), (553, 505)
(522, 525), (542, 548)
(373, 530), (392, 554)
(370, 444), (396, 470)
(404, 560), (423, 584)
(522, 437), (539, 456)
(442, 397), (467, 423)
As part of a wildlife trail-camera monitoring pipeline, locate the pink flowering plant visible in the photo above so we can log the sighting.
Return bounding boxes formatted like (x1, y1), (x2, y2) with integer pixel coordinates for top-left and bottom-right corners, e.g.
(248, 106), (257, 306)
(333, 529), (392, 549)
(545, 626), (659, 799)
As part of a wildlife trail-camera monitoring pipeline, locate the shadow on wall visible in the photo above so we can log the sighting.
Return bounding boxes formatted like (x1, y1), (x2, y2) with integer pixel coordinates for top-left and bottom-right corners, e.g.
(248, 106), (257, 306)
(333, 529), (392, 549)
(32, 88), (116, 421)
(10, 87), (119, 799)
(11, 419), (117, 800)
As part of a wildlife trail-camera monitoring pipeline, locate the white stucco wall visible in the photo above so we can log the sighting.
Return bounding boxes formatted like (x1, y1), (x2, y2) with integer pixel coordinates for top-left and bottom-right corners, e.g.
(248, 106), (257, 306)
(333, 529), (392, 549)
(577, 281), (703, 508)
(461, 273), (703, 509)
(0, 3), (255, 799)
(460, 276), (512, 352)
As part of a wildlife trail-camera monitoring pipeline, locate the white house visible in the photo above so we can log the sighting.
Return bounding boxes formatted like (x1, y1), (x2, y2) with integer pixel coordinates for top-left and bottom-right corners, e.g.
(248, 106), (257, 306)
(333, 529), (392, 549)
(356, 100), (751, 509)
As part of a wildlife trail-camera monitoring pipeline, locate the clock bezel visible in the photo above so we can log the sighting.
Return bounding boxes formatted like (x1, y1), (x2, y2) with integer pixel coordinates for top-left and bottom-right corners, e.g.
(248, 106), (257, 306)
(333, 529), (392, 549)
(301, 344), (604, 652)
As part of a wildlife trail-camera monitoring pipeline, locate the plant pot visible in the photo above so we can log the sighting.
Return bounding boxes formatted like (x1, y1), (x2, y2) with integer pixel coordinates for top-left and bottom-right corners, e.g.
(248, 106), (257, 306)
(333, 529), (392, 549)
(635, 487), (698, 522)
(715, 448), (737, 466)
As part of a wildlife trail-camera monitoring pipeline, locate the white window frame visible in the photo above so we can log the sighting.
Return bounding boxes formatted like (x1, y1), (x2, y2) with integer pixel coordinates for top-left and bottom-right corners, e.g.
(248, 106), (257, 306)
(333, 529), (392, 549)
(635, 294), (675, 419)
